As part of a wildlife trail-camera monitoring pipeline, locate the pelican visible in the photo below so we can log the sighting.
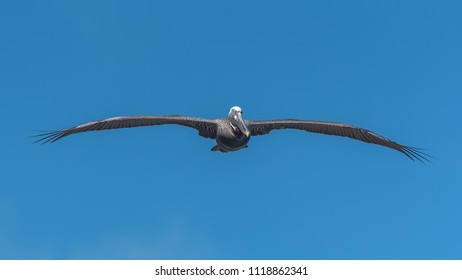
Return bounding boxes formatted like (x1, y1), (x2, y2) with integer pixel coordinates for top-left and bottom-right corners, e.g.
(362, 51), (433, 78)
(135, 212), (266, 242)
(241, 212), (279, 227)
(34, 106), (429, 161)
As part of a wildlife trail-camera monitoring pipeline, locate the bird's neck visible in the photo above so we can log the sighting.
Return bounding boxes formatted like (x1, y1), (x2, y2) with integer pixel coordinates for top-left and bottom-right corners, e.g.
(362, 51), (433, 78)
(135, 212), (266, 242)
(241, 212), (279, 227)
(229, 121), (243, 137)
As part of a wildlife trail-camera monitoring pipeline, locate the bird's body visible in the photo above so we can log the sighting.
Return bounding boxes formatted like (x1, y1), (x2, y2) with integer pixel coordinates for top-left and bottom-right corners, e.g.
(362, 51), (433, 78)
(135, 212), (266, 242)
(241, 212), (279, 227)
(214, 118), (250, 152)
(35, 106), (429, 161)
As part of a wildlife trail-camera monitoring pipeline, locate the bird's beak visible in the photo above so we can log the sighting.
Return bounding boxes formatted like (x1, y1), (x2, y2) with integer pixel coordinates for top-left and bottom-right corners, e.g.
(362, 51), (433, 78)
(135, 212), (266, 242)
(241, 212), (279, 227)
(235, 112), (251, 138)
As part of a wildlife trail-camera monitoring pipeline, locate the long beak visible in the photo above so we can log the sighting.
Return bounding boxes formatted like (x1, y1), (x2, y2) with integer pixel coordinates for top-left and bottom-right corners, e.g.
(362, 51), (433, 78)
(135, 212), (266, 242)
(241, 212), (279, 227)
(235, 113), (251, 137)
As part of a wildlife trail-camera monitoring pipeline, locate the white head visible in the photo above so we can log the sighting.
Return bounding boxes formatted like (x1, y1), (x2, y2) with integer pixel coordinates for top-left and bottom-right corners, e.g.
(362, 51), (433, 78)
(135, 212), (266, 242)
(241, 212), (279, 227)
(228, 106), (243, 116)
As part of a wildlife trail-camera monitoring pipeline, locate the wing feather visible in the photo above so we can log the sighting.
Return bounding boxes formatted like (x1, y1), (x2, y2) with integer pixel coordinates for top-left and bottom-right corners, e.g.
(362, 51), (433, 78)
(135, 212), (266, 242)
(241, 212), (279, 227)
(34, 115), (218, 143)
(246, 119), (430, 162)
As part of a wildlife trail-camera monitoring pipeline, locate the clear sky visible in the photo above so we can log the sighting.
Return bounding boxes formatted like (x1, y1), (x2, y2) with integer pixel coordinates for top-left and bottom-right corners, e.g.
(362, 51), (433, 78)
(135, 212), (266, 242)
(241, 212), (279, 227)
(1, 0), (461, 259)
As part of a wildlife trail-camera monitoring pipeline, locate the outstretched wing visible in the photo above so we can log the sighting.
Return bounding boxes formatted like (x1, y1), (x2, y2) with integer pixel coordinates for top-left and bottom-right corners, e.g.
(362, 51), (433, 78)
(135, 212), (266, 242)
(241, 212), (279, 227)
(245, 119), (430, 162)
(34, 115), (219, 143)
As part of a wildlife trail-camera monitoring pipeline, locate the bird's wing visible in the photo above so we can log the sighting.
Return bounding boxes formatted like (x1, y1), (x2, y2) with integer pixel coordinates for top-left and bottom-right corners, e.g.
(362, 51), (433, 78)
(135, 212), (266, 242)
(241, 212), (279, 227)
(34, 115), (219, 143)
(245, 119), (429, 162)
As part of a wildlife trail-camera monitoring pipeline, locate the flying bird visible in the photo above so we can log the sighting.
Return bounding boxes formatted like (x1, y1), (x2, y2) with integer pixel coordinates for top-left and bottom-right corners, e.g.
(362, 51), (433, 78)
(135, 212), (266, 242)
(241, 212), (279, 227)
(34, 106), (429, 162)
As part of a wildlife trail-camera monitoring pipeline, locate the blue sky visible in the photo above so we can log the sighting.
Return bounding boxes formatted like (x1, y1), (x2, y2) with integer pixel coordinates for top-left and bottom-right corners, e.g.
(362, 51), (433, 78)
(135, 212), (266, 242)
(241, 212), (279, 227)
(1, 0), (461, 259)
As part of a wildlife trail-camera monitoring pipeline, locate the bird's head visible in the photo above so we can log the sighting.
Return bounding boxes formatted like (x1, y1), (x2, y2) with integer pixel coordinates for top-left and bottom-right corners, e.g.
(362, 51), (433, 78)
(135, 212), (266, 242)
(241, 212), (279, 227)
(228, 106), (250, 138)
(228, 106), (243, 116)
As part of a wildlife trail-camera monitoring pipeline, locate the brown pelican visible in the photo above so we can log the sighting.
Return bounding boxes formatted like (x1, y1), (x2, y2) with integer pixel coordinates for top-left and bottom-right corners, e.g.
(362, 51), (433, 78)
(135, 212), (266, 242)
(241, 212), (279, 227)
(34, 106), (429, 161)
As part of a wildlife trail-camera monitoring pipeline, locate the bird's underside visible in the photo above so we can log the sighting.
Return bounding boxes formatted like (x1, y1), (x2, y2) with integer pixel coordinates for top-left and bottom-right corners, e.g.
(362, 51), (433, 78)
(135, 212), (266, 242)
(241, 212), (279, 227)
(34, 106), (430, 162)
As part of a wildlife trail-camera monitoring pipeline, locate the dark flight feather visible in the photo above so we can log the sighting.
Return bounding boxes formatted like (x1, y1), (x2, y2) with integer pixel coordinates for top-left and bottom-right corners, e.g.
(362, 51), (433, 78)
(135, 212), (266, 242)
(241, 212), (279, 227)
(33, 115), (218, 143)
(246, 119), (431, 162)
